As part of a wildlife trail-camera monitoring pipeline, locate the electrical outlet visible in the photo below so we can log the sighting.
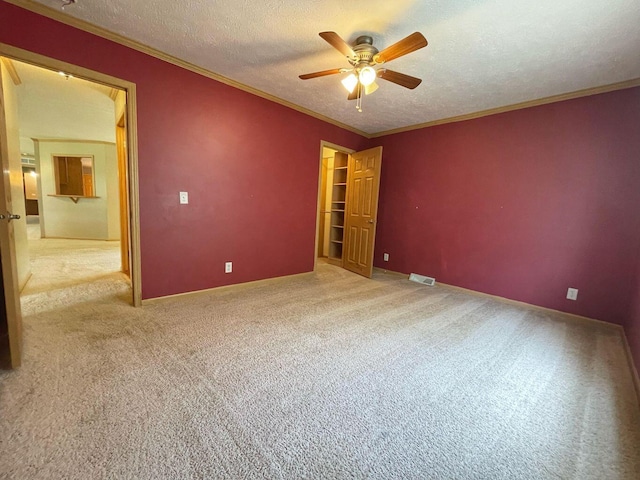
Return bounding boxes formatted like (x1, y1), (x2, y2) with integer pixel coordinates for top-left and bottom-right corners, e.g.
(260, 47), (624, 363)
(383, 253), (389, 262)
(225, 261), (232, 273)
(566, 288), (578, 301)
(179, 191), (189, 204)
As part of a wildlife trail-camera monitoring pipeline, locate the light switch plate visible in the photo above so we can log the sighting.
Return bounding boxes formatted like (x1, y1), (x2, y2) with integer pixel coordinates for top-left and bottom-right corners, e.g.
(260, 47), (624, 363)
(179, 191), (188, 204)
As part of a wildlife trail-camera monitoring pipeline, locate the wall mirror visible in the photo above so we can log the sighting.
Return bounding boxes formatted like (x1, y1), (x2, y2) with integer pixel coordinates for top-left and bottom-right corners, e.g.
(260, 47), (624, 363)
(53, 155), (95, 198)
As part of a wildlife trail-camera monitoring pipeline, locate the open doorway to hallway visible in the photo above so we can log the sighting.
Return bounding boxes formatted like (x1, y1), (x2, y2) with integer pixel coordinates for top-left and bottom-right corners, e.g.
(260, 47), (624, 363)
(0, 45), (141, 368)
(5, 58), (131, 302)
(314, 141), (384, 278)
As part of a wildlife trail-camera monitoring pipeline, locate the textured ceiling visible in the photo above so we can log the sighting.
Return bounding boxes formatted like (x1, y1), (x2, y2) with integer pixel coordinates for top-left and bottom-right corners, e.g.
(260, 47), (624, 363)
(24, 0), (640, 135)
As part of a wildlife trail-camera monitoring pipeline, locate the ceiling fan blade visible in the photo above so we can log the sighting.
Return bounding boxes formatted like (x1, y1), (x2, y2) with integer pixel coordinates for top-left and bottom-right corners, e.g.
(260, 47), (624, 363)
(374, 32), (428, 64)
(319, 32), (357, 59)
(378, 69), (422, 89)
(299, 68), (344, 80)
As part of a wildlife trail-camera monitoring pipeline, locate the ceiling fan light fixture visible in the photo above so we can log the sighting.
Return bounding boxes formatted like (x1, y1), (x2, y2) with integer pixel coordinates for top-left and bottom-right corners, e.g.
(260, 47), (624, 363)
(359, 66), (377, 86)
(341, 73), (358, 93)
(364, 81), (379, 96)
(299, 31), (427, 111)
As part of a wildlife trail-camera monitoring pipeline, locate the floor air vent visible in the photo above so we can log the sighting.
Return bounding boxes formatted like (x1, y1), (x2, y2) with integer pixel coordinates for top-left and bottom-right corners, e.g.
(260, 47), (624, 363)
(409, 273), (436, 286)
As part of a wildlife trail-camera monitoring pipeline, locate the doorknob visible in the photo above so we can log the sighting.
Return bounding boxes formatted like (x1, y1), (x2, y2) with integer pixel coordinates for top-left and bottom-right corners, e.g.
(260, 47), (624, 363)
(367, 219), (374, 223)
(6, 213), (20, 222)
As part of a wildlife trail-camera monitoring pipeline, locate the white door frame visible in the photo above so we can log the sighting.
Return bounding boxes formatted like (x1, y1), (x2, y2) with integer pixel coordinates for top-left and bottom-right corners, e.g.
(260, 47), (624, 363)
(0, 43), (142, 306)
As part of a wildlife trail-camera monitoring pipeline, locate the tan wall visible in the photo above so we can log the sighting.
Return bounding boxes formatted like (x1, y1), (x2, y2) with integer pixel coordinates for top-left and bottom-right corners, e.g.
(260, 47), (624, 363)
(37, 140), (119, 240)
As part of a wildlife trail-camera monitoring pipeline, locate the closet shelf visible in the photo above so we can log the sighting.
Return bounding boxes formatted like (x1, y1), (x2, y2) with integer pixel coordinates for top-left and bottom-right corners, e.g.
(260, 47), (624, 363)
(325, 152), (349, 264)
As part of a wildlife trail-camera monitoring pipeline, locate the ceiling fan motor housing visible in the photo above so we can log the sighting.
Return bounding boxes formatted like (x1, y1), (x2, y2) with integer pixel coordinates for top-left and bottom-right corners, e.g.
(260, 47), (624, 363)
(351, 36), (379, 67)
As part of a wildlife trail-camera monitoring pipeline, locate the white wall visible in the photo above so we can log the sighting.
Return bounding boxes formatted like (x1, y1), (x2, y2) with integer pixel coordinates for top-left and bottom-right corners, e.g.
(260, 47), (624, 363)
(19, 136), (34, 156)
(36, 140), (119, 240)
(1, 61), (30, 290)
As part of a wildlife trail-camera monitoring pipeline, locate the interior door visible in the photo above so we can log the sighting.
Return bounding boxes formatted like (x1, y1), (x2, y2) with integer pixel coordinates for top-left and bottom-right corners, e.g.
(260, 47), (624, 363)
(0, 60), (23, 368)
(343, 146), (383, 278)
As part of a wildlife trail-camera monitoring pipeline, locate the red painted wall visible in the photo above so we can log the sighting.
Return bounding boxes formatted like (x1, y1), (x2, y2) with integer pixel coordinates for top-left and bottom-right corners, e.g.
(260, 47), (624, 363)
(3, 3), (640, 372)
(3, 3), (640, 374)
(0, 3), (367, 298)
(373, 87), (640, 326)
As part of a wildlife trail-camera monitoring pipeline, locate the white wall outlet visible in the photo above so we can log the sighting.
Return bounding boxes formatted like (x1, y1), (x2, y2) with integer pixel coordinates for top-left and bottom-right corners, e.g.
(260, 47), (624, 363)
(179, 191), (189, 204)
(383, 253), (389, 262)
(225, 261), (232, 273)
(566, 288), (578, 301)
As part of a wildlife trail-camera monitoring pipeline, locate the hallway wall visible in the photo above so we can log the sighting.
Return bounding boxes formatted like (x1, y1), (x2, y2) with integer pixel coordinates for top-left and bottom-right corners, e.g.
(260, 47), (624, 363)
(36, 140), (119, 240)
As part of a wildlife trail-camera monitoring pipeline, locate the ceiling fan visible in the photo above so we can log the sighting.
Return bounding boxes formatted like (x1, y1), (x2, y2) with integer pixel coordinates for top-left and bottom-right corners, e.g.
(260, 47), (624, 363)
(299, 31), (428, 112)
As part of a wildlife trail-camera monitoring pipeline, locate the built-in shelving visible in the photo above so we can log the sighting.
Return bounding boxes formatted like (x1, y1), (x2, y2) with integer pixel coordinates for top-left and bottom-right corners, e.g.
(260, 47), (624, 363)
(328, 153), (349, 264)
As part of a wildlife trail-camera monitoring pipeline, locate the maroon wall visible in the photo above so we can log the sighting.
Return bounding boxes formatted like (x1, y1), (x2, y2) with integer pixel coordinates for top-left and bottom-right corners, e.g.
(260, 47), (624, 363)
(3, 3), (640, 374)
(373, 87), (640, 326)
(0, 3), (367, 298)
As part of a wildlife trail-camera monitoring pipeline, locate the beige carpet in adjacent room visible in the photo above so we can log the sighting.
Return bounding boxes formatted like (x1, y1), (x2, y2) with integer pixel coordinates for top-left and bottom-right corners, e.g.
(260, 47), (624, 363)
(1, 237), (639, 478)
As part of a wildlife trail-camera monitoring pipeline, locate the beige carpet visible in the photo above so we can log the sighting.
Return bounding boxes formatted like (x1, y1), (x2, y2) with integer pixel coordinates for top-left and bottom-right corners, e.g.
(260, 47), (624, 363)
(1, 237), (639, 479)
(21, 222), (126, 304)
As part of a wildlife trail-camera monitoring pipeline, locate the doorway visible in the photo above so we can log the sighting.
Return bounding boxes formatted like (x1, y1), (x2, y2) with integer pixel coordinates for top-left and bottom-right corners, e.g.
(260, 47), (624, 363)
(0, 43), (142, 368)
(316, 143), (353, 265)
(11, 61), (127, 288)
(314, 141), (383, 278)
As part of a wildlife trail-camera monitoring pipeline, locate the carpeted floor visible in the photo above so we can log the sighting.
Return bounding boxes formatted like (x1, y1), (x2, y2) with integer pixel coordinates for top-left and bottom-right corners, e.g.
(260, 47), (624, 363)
(1, 234), (639, 479)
